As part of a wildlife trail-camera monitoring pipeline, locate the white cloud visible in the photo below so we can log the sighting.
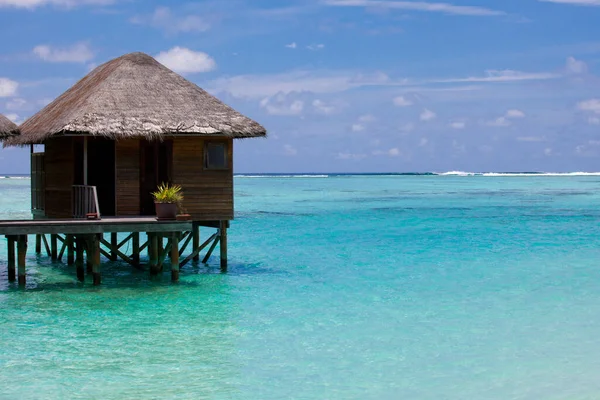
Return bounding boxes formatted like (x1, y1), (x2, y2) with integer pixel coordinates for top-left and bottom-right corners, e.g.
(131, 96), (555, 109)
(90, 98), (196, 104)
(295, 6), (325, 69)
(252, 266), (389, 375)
(130, 7), (211, 34)
(434, 69), (560, 84)
(565, 56), (588, 74)
(337, 152), (367, 160)
(312, 99), (335, 115)
(419, 138), (428, 147)
(351, 123), (365, 132)
(358, 114), (376, 122)
(539, 0), (600, 6)
(323, 0), (505, 16)
(517, 136), (546, 142)
(373, 148), (402, 157)
(487, 117), (512, 127)
(578, 98), (600, 114)
(209, 70), (390, 98)
(285, 42), (298, 49)
(450, 121), (466, 129)
(4, 113), (19, 123)
(307, 44), (325, 51)
(420, 109), (436, 121)
(506, 109), (525, 118)
(544, 148), (553, 156)
(283, 144), (297, 156)
(399, 123), (415, 133)
(589, 116), (600, 125)
(5, 98), (27, 110)
(33, 42), (94, 63)
(393, 96), (413, 107)
(0, 78), (18, 97)
(0, 0), (114, 8)
(155, 47), (216, 74)
(260, 95), (304, 116)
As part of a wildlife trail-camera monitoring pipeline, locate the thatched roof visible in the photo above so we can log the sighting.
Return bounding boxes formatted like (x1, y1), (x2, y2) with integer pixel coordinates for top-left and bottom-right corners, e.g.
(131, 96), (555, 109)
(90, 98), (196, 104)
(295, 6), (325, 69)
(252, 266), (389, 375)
(0, 114), (18, 138)
(6, 52), (266, 145)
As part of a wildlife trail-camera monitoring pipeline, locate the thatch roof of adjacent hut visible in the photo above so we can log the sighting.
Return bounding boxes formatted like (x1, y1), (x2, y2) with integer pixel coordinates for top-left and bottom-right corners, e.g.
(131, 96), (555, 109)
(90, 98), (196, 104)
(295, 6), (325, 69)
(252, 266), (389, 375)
(0, 114), (18, 138)
(6, 52), (266, 145)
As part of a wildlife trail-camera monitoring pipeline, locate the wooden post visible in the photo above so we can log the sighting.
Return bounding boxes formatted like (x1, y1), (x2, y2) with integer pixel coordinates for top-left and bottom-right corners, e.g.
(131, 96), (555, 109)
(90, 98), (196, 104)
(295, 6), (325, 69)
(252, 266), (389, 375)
(76, 237), (85, 282)
(17, 235), (27, 286)
(132, 232), (140, 267)
(7, 236), (16, 282)
(192, 224), (200, 261)
(171, 232), (179, 282)
(110, 232), (118, 261)
(149, 233), (159, 276)
(157, 234), (164, 271)
(92, 234), (101, 285)
(220, 221), (228, 271)
(86, 236), (93, 274)
(67, 235), (75, 265)
(51, 234), (58, 261)
(35, 234), (41, 254)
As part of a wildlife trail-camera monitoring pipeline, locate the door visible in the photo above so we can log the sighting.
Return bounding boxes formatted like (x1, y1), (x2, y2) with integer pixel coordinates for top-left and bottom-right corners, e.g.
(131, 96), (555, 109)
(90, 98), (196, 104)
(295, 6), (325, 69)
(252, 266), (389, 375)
(87, 138), (116, 216)
(140, 140), (173, 216)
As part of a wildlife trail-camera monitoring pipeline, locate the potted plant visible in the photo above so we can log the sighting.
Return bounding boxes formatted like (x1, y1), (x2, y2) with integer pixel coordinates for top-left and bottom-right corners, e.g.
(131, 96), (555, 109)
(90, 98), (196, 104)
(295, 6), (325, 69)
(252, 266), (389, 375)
(152, 183), (183, 220)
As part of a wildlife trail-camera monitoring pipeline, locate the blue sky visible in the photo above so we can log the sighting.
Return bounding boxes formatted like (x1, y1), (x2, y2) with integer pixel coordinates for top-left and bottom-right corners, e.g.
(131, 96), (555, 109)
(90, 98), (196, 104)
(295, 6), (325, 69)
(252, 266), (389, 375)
(1, 0), (600, 173)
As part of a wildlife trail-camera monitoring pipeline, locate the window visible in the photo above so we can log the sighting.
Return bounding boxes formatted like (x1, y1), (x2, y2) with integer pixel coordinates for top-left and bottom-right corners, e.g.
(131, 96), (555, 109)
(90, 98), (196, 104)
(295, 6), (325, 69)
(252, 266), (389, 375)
(204, 142), (228, 170)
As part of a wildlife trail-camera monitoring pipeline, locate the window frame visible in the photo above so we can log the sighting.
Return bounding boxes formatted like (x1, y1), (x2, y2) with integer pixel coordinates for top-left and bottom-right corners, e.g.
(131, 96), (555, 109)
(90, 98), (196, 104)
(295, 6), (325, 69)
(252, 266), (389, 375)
(203, 141), (230, 171)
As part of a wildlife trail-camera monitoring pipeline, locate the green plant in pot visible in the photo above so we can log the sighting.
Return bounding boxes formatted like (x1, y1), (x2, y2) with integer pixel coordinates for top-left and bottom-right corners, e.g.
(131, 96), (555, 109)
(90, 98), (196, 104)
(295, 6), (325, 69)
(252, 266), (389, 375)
(152, 183), (183, 220)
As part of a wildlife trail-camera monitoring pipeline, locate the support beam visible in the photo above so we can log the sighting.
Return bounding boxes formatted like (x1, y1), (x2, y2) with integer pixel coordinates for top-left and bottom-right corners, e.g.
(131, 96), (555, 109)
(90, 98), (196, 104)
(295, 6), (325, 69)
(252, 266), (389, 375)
(202, 234), (220, 264)
(118, 233), (134, 249)
(17, 235), (27, 286)
(85, 237), (93, 274)
(7, 236), (16, 282)
(179, 231), (193, 257)
(110, 232), (118, 261)
(57, 238), (67, 262)
(35, 234), (41, 254)
(99, 238), (133, 265)
(171, 232), (179, 282)
(220, 221), (228, 271)
(192, 225), (200, 261)
(50, 234), (58, 261)
(76, 237), (85, 282)
(92, 234), (101, 285)
(179, 233), (217, 268)
(149, 233), (159, 276)
(157, 238), (172, 269)
(41, 234), (51, 257)
(132, 232), (140, 267)
(67, 235), (75, 265)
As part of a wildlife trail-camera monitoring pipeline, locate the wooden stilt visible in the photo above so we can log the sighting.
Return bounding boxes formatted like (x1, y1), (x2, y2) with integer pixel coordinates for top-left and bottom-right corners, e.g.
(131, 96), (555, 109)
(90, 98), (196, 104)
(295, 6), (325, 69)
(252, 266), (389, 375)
(51, 234), (58, 261)
(179, 231), (193, 257)
(110, 232), (118, 261)
(85, 236), (93, 274)
(150, 233), (159, 276)
(35, 234), (41, 254)
(180, 233), (217, 268)
(75, 237), (85, 282)
(7, 236), (16, 282)
(67, 235), (75, 265)
(158, 234), (164, 271)
(17, 235), (27, 286)
(132, 232), (140, 267)
(41, 234), (51, 257)
(202, 234), (220, 264)
(92, 234), (101, 285)
(192, 224), (200, 262)
(171, 232), (179, 282)
(220, 221), (228, 271)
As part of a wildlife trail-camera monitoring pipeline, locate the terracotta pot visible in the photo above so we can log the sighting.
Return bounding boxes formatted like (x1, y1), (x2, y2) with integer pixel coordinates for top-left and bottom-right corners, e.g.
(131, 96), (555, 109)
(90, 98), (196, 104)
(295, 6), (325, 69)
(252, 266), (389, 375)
(155, 202), (178, 220)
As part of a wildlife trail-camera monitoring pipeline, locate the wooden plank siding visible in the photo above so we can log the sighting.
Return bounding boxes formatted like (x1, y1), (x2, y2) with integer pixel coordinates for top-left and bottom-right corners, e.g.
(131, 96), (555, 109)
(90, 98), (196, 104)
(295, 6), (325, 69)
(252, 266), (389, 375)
(115, 139), (140, 215)
(172, 137), (234, 221)
(44, 137), (74, 218)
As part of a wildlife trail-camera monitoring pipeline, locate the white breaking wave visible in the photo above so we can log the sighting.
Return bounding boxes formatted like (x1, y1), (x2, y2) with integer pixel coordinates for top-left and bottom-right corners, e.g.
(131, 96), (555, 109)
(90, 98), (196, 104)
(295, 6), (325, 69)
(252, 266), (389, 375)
(436, 171), (600, 177)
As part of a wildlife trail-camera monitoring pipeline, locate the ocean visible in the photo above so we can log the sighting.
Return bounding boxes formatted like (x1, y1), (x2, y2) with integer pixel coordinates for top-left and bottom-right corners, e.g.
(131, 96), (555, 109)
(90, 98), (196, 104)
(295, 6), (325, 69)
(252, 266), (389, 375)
(1, 174), (600, 399)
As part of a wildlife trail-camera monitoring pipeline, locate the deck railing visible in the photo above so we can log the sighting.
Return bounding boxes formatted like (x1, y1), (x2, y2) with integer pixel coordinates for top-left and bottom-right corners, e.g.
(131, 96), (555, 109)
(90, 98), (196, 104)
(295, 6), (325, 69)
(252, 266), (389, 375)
(72, 185), (101, 219)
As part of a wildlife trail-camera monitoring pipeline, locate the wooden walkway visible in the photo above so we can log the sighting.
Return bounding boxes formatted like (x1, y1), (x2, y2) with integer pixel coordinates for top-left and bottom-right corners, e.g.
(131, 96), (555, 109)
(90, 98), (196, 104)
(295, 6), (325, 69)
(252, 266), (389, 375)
(1, 217), (228, 286)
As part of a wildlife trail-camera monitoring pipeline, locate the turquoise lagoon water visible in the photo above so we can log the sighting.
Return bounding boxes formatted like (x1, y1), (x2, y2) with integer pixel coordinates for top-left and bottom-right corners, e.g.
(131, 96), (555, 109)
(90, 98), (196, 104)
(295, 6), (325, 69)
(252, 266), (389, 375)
(2, 175), (600, 399)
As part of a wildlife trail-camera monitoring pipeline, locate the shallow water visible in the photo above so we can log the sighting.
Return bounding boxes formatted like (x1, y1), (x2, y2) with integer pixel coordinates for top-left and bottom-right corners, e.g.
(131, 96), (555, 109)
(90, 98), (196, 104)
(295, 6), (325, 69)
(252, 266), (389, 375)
(2, 175), (600, 399)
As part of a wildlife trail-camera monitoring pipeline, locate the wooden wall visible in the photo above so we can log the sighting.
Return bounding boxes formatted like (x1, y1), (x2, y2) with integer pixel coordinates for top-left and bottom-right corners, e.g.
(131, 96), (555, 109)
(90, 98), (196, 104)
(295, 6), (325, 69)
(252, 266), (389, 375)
(44, 137), (74, 218)
(172, 137), (234, 221)
(115, 139), (140, 215)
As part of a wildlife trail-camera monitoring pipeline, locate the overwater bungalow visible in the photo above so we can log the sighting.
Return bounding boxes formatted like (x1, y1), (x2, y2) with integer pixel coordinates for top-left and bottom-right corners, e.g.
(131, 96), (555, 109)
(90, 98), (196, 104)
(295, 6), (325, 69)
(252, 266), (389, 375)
(0, 52), (266, 286)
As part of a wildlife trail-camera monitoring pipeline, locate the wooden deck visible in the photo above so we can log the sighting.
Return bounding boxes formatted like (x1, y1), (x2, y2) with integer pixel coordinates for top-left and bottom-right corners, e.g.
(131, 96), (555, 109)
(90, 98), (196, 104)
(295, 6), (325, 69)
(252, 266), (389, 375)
(0, 217), (200, 236)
